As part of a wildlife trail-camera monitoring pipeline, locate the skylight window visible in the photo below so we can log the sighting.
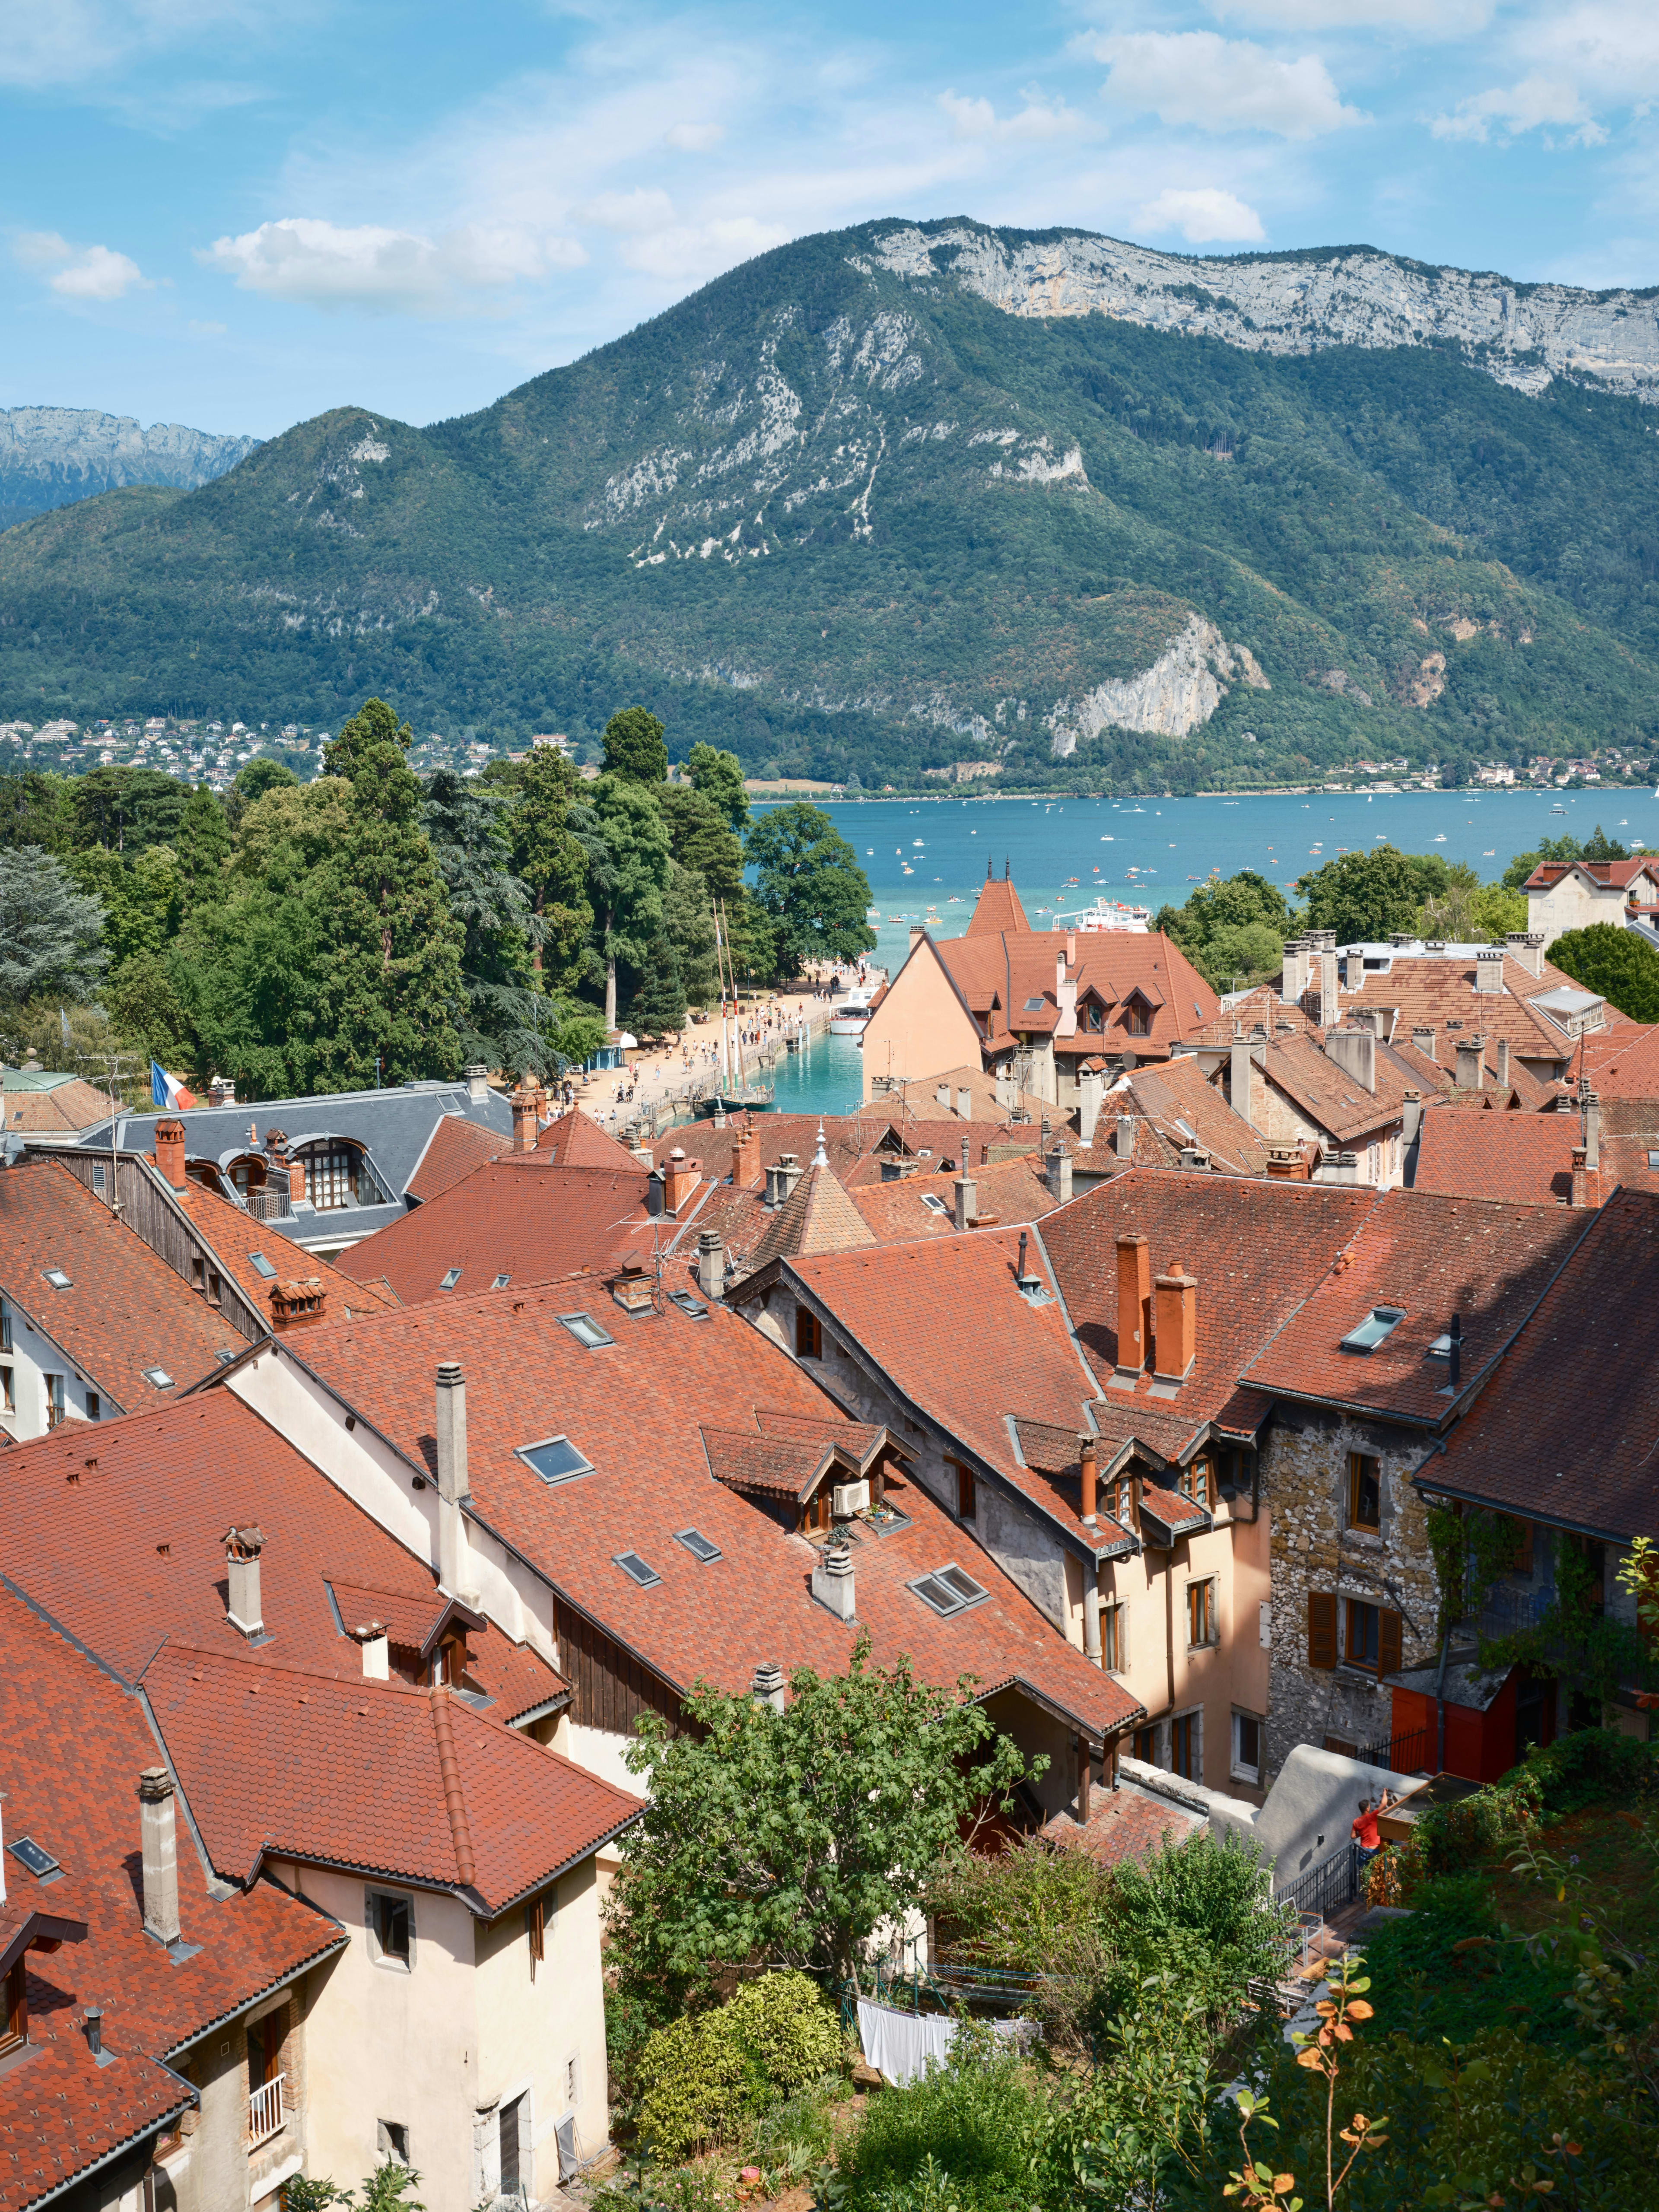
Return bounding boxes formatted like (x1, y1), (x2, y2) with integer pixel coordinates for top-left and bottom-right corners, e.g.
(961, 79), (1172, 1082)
(673, 1528), (721, 1562)
(517, 1435), (593, 1485)
(492, 1272), (511, 1290)
(558, 1312), (613, 1348)
(248, 1250), (276, 1279)
(613, 1551), (661, 1589)
(668, 1290), (708, 1318)
(42, 1268), (72, 1291)
(1023, 996), (1046, 1012)
(909, 1564), (990, 1618)
(440, 1268), (462, 1290)
(142, 1365), (175, 1389)
(7, 1837), (59, 1881)
(1340, 1306), (1407, 1355)
(919, 1194), (950, 1217)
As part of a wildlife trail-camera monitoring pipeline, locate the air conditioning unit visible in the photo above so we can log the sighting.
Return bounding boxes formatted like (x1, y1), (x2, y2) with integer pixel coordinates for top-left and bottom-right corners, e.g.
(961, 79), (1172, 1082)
(831, 1480), (870, 1519)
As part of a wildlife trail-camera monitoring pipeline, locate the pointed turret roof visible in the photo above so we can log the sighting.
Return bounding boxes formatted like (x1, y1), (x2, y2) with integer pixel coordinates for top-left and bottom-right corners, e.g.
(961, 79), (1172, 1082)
(748, 1161), (877, 1271)
(965, 860), (1031, 938)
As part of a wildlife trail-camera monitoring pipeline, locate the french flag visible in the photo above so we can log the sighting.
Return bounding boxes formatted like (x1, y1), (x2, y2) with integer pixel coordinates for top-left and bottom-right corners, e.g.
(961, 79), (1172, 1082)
(150, 1060), (197, 1112)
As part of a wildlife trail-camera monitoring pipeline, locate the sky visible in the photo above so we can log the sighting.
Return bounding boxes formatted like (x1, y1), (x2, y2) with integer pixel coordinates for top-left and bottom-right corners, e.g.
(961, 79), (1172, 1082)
(4, 0), (1657, 439)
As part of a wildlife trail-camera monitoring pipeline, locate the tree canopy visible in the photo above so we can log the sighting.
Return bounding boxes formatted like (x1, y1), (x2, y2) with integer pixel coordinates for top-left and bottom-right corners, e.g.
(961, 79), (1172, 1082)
(1548, 922), (1659, 1023)
(602, 705), (669, 785)
(688, 741), (749, 829)
(0, 847), (108, 1009)
(1154, 870), (1294, 991)
(744, 801), (874, 977)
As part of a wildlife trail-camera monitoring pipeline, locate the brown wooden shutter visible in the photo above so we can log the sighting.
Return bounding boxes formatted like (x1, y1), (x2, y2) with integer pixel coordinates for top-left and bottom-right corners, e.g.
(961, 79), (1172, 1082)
(1308, 1591), (1337, 1670)
(1377, 1607), (1403, 1678)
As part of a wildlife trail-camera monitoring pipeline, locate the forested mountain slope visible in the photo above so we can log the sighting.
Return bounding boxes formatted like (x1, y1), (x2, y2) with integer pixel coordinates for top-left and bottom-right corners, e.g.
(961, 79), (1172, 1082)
(3, 219), (1658, 788)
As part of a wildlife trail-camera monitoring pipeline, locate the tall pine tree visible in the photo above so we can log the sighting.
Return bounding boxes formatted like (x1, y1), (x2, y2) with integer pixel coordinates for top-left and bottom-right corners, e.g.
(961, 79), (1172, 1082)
(508, 747), (593, 990)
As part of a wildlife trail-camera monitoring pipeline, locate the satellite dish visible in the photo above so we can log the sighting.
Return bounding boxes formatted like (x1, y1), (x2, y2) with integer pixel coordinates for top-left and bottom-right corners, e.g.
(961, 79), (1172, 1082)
(645, 1179), (664, 1219)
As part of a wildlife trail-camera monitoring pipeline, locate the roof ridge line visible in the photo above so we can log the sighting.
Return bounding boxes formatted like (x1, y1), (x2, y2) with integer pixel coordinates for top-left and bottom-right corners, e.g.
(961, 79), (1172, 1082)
(430, 1685), (477, 1888)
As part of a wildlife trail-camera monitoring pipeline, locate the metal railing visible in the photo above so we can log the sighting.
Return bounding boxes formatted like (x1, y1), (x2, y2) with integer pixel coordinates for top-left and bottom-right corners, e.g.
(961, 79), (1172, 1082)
(248, 2073), (289, 2147)
(1355, 1725), (1430, 1774)
(1272, 1840), (1361, 1918)
(246, 1189), (292, 1223)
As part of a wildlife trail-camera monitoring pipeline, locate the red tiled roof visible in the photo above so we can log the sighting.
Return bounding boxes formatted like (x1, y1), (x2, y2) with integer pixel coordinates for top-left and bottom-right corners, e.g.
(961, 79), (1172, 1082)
(406, 1110), (512, 1201)
(1042, 1776), (1205, 1868)
(1521, 857), (1659, 892)
(337, 1159), (652, 1305)
(849, 1160), (1056, 1239)
(1336, 957), (1620, 1069)
(1423, 1188), (1659, 1540)
(0, 1392), (563, 1720)
(0, 1583), (345, 2207)
(145, 1643), (637, 1914)
(534, 1107), (642, 1170)
(1184, 990), (1318, 1049)
(1412, 1112), (1600, 1206)
(0, 1156), (245, 1414)
(167, 1167), (399, 1319)
(964, 872), (1031, 938)
(0, 1076), (112, 1137)
(748, 1162), (876, 1268)
(1259, 1032), (1432, 1144)
(1573, 1021), (1659, 1100)
(288, 1287), (1141, 1748)
(1114, 1056), (1269, 1177)
(937, 930), (1219, 1065)
(1240, 1189), (1588, 1424)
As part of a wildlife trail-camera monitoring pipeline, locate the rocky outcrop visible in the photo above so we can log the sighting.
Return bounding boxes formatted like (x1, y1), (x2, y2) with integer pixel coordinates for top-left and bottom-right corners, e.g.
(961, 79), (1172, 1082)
(872, 225), (1659, 404)
(1046, 616), (1269, 753)
(0, 406), (258, 528)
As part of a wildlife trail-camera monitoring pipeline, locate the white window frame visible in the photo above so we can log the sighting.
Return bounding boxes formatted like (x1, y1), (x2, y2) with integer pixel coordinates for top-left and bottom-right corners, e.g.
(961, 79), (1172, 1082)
(1230, 1710), (1263, 1786)
(365, 1885), (416, 1973)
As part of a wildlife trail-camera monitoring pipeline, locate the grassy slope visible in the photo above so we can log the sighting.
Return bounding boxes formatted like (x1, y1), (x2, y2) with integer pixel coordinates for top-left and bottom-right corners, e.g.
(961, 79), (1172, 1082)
(3, 219), (1658, 782)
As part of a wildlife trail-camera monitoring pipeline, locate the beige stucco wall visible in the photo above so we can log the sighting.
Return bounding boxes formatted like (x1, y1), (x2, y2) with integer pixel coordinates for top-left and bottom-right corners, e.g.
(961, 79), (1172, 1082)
(1231, 1058), (1401, 1188)
(860, 943), (982, 1102)
(1528, 874), (1636, 950)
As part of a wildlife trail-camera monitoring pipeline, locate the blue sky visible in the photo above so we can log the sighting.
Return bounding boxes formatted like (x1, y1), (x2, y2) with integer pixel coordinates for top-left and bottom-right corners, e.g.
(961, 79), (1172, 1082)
(4, 0), (1656, 438)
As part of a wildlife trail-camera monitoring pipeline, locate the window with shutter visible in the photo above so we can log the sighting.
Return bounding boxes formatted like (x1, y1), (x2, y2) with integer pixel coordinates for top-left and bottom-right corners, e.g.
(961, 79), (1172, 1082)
(1377, 1606), (1403, 1677)
(1308, 1591), (1338, 1670)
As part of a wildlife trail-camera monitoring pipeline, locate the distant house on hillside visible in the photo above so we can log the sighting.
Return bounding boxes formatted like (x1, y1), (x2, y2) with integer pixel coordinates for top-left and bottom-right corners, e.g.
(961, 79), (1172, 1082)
(1521, 855), (1659, 950)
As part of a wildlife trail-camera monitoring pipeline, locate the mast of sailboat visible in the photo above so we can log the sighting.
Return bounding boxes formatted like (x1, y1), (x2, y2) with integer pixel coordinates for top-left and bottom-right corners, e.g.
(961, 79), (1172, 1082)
(712, 899), (732, 1093)
(720, 899), (745, 1094)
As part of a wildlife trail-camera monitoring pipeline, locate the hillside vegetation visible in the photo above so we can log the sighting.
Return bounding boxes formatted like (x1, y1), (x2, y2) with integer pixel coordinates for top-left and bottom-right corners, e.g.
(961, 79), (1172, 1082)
(4, 219), (1659, 790)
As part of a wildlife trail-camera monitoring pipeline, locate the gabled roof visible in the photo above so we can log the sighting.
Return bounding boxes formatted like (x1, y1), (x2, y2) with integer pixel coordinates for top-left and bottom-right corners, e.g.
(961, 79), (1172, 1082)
(0, 1070), (112, 1136)
(337, 1158), (653, 1305)
(145, 1643), (637, 1915)
(938, 929), (1218, 1062)
(748, 1162), (877, 1269)
(1522, 856), (1659, 892)
(1114, 1055), (1270, 1177)
(0, 1155), (244, 1412)
(1411, 1111), (1603, 1206)
(965, 868), (1031, 937)
(1421, 1188), (1659, 1540)
(1240, 1189), (1588, 1426)
(1335, 955), (1630, 1068)
(406, 1110), (512, 1201)
(534, 1107), (642, 1170)
(849, 1159), (1056, 1239)
(165, 1164), (399, 1319)
(1259, 1031), (1430, 1144)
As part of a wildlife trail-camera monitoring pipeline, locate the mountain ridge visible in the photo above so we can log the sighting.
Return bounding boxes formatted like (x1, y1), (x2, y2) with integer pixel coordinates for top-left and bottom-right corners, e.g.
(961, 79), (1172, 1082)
(3, 217), (1657, 788)
(0, 405), (260, 533)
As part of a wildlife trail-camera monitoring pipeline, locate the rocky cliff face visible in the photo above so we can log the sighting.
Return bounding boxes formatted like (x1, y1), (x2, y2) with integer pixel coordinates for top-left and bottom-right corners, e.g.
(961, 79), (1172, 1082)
(1047, 617), (1269, 754)
(0, 407), (259, 529)
(872, 226), (1659, 404)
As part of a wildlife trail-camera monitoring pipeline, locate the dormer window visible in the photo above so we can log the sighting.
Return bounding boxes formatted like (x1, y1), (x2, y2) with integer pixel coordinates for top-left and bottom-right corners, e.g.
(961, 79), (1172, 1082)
(1082, 999), (1105, 1033)
(1122, 995), (1152, 1038)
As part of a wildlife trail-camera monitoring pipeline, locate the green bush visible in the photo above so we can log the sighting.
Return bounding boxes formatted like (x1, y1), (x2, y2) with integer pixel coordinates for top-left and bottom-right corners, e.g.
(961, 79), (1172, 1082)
(1502, 1726), (1658, 1815)
(839, 2027), (1048, 2212)
(634, 1972), (842, 2161)
(1360, 1874), (1586, 2049)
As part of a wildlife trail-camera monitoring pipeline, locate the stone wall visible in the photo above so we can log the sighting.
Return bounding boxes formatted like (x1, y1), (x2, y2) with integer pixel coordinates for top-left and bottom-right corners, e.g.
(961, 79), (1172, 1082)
(1262, 1408), (1440, 1783)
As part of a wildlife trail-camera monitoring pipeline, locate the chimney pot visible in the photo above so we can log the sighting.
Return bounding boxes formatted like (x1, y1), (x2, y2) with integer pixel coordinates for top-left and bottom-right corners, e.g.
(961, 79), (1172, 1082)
(1582, 1087), (1602, 1171)
(1475, 946), (1505, 994)
(1571, 1145), (1592, 1209)
(1455, 1036), (1486, 1090)
(268, 1276), (326, 1330)
(957, 1086), (972, 1119)
(153, 1118), (188, 1194)
(208, 1076), (236, 1107)
(510, 1080), (541, 1153)
(1496, 1038), (1511, 1089)
(1229, 1033), (1255, 1127)
(1507, 931), (1545, 979)
(953, 1174), (976, 1232)
(222, 1525), (264, 1637)
(731, 1127), (760, 1185)
(751, 1660), (786, 1712)
(1115, 1112), (1136, 1161)
(697, 1229), (726, 1300)
(1152, 1264), (1198, 1386)
(82, 2009), (102, 2058)
(1046, 1144), (1072, 1205)
(1325, 1026), (1377, 1094)
(1412, 1026), (1437, 1062)
(1113, 1232), (1151, 1383)
(352, 1621), (390, 1679)
(663, 1147), (700, 1214)
(137, 1768), (180, 1945)
(466, 1064), (489, 1103)
(435, 1361), (469, 1503)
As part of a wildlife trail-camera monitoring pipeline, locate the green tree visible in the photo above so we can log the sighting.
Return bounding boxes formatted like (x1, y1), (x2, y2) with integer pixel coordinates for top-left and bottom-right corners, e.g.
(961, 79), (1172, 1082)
(1471, 881), (1528, 938)
(744, 802), (874, 978)
(602, 705), (668, 785)
(1547, 922), (1659, 1023)
(1300, 845), (1443, 943)
(318, 698), (465, 1086)
(70, 765), (188, 854)
(661, 859), (720, 1007)
(629, 929), (687, 1042)
(1583, 823), (1630, 862)
(658, 783), (746, 905)
(165, 886), (327, 1098)
(569, 775), (671, 1028)
(506, 746), (594, 989)
(0, 772), (73, 855)
(0, 846), (108, 1007)
(1155, 870), (1294, 990)
(688, 740), (750, 829)
(224, 755), (300, 832)
(175, 784), (231, 909)
(68, 845), (182, 971)
(608, 1634), (1035, 2005)
(1503, 833), (1585, 890)
(422, 769), (537, 1058)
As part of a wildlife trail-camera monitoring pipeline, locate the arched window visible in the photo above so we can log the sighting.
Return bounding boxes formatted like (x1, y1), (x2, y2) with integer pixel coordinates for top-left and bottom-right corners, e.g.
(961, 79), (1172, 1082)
(297, 1141), (370, 1211)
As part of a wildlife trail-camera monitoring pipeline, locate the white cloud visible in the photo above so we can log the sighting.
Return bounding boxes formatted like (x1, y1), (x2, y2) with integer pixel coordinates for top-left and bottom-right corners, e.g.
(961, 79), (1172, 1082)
(938, 88), (1084, 141)
(1093, 31), (1365, 139)
(665, 121), (724, 152)
(14, 230), (149, 298)
(1138, 185), (1268, 240)
(1204, 0), (1494, 33)
(201, 216), (584, 314)
(1430, 74), (1608, 143)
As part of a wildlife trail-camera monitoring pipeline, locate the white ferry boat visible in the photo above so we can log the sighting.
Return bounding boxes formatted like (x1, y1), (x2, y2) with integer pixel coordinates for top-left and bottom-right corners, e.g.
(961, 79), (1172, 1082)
(1063, 896), (1153, 934)
(829, 984), (877, 1036)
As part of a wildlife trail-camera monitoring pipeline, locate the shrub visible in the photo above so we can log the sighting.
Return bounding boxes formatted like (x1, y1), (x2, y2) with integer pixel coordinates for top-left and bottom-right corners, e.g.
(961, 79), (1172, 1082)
(723, 1969), (845, 2095)
(839, 2025), (1048, 2212)
(1361, 1873), (1588, 2049)
(1503, 1726), (1658, 1815)
(634, 1972), (842, 2161)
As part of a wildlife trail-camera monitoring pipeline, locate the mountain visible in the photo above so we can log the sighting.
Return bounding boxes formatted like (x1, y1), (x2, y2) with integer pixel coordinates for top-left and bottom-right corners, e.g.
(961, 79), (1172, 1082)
(3, 220), (1658, 789)
(0, 407), (260, 534)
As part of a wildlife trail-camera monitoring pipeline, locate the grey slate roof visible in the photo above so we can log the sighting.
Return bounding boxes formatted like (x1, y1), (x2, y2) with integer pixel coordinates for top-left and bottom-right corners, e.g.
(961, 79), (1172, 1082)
(77, 1081), (515, 1252)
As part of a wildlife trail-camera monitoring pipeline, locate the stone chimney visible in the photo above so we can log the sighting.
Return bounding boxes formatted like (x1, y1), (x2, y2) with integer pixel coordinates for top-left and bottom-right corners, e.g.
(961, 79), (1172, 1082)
(1077, 1069), (1104, 1146)
(1455, 1036), (1485, 1090)
(810, 1535), (855, 1622)
(466, 1064), (489, 1102)
(1583, 1088), (1601, 1171)
(697, 1230), (726, 1300)
(751, 1660), (786, 1713)
(138, 1769), (181, 1946)
(1412, 1026), (1437, 1062)
(1571, 1146), (1592, 1209)
(1152, 1263), (1197, 1385)
(1229, 1032), (1254, 1126)
(1402, 1089), (1423, 1147)
(731, 1128), (760, 1186)
(663, 1147), (699, 1214)
(1281, 938), (1309, 1002)
(934, 1082), (950, 1112)
(510, 1081), (541, 1154)
(1325, 1027), (1377, 1093)
(1179, 1146), (1209, 1171)
(1317, 946), (1340, 1026)
(957, 1086), (972, 1119)
(268, 1277), (326, 1331)
(1046, 1145), (1072, 1205)
(1496, 1038), (1511, 1090)
(352, 1621), (390, 1680)
(154, 1117), (187, 1193)
(1078, 1434), (1097, 1528)
(1115, 1113), (1136, 1161)
(765, 1153), (803, 1208)
(1507, 931), (1545, 979)
(953, 1173), (976, 1232)
(1114, 1232), (1151, 1384)
(1475, 947), (1505, 995)
(223, 1524), (264, 1637)
(1265, 1143), (1303, 1179)
(436, 1361), (470, 1598)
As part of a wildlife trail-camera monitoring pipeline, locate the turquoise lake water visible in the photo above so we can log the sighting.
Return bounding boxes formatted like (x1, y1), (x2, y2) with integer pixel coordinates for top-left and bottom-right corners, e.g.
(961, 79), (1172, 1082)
(755, 785), (1648, 1118)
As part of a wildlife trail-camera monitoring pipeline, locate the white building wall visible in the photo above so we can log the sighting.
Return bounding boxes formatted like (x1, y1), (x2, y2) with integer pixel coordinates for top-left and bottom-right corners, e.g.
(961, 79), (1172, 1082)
(0, 1294), (110, 1443)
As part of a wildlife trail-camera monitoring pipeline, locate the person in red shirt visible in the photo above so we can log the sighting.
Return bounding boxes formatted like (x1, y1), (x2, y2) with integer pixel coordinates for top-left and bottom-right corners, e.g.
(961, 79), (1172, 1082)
(1351, 1797), (1382, 1859)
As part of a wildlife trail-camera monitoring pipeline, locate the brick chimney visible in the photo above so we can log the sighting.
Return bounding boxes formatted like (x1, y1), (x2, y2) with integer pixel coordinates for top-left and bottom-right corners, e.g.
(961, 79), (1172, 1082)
(1046, 1144), (1072, 1205)
(1265, 1143), (1303, 1179)
(953, 1173), (977, 1231)
(1152, 1262), (1198, 1385)
(352, 1621), (390, 1679)
(1078, 1434), (1097, 1527)
(731, 1128), (761, 1185)
(1113, 1232), (1151, 1384)
(663, 1147), (699, 1213)
(810, 1535), (855, 1621)
(1325, 1027), (1377, 1093)
(1475, 947), (1505, 995)
(510, 1080), (541, 1153)
(1455, 1036), (1485, 1090)
(268, 1277), (326, 1330)
(154, 1117), (187, 1193)
(697, 1230), (725, 1300)
(1582, 1088), (1601, 1171)
(138, 1769), (180, 1946)
(208, 1076), (236, 1107)
(1571, 1145), (1591, 1209)
(223, 1524), (265, 1637)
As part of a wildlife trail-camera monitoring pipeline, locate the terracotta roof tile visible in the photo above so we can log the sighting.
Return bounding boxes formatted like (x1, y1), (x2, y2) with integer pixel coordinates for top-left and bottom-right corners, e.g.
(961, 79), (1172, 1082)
(965, 873), (1032, 937)
(1042, 1776), (1205, 1867)
(938, 930), (1218, 1063)
(749, 1162), (877, 1269)
(0, 1074), (113, 1137)
(534, 1107), (642, 1170)
(1412, 1112), (1610, 1206)
(168, 1170), (398, 1319)
(849, 1160), (1056, 1240)
(406, 1110), (512, 1201)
